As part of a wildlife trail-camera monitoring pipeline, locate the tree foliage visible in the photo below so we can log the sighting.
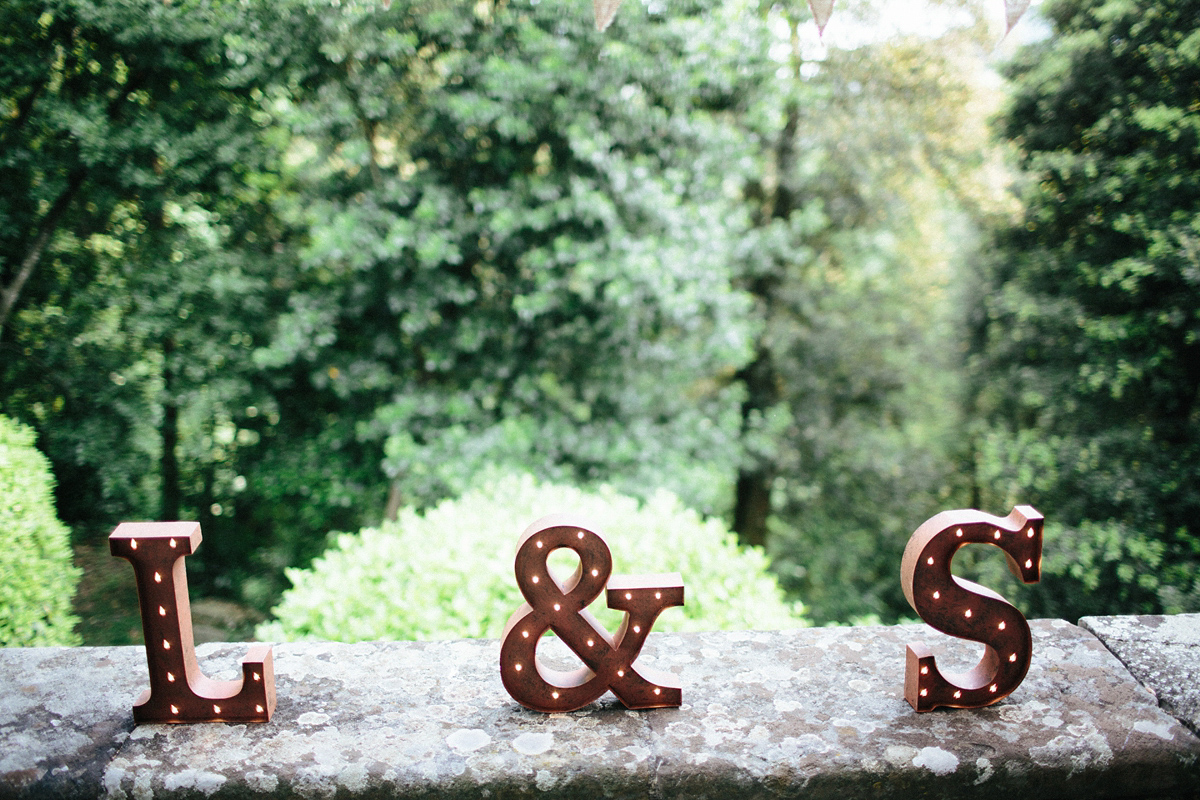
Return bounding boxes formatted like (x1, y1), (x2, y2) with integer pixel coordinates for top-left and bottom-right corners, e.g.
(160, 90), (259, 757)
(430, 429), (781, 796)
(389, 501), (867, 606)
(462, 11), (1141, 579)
(260, 472), (805, 642)
(257, 0), (755, 519)
(971, 0), (1200, 617)
(0, 415), (81, 646)
(3, 0), (760, 608)
(0, 0), (293, 548)
(725, 3), (1006, 623)
(2, 0), (1101, 635)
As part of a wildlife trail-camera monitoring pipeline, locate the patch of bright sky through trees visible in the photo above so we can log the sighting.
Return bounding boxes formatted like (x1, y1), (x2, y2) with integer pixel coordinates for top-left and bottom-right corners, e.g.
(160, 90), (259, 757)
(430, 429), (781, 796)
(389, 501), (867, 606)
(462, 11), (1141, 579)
(772, 0), (1051, 80)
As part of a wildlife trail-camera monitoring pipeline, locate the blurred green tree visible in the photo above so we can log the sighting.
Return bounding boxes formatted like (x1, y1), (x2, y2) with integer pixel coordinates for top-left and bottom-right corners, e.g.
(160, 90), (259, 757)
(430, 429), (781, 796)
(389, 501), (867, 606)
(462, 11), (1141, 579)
(724, 1), (1008, 623)
(970, 0), (1200, 617)
(4, 0), (762, 609)
(0, 415), (81, 646)
(252, 0), (757, 534)
(0, 0), (318, 598)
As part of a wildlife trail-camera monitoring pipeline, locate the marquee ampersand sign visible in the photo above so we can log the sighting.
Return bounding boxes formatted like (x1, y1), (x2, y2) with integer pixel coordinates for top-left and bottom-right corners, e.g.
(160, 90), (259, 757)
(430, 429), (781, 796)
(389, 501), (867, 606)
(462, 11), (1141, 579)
(500, 514), (684, 713)
(110, 522), (276, 724)
(900, 505), (1043, 712)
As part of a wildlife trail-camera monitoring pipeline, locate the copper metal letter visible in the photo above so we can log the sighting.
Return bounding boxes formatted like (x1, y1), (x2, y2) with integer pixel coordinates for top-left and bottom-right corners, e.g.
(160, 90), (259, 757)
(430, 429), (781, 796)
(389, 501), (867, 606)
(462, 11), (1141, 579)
(110, 522), (275, 724)
(900, 506), (1043, 711)
(500, 513), (684, 713)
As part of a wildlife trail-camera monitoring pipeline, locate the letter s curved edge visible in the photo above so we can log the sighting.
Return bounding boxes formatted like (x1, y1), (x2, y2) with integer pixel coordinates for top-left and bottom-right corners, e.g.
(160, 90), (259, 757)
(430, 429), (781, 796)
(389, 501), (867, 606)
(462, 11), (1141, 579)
(900, 506), (1043, 712)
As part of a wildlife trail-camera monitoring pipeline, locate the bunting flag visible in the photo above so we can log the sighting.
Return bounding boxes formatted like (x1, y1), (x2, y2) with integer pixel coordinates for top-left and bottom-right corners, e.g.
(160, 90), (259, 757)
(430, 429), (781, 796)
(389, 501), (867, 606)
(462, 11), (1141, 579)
(1004, 0), (1033, 34)
(594, 0), (622, 31)
(584, 0), (1033, 38)
(807, 0), (836, 35)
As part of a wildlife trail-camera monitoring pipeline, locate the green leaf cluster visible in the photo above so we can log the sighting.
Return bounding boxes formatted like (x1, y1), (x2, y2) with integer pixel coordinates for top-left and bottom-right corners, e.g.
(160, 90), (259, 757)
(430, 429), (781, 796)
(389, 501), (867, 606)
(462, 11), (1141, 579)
(0, 415), (81, 646)
(249, 0), (759, 527)
(260, 472), (806, 642)
(1, 0), (382, 600)
(971, 0), (1200, 617)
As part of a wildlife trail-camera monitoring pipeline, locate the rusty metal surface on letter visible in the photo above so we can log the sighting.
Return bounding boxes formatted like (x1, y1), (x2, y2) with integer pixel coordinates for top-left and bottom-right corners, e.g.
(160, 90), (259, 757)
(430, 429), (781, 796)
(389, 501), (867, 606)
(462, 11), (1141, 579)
(110, 522), (276, 724)
(500, 514), (684, 713)
(900, 505), (1043, 712)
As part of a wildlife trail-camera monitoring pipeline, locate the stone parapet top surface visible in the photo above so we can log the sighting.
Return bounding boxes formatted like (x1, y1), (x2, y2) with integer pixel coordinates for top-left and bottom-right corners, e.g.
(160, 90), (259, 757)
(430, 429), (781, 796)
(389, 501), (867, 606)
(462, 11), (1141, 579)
(1, 619), (1198, 799)
(1080, 613), (1200, 737)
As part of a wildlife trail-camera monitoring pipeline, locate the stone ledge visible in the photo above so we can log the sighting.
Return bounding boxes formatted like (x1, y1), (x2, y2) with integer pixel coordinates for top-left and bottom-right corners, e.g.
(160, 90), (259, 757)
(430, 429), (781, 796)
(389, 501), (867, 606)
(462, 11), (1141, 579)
(2, 619), (1198, 799)
(1080, 614), (1200, 738)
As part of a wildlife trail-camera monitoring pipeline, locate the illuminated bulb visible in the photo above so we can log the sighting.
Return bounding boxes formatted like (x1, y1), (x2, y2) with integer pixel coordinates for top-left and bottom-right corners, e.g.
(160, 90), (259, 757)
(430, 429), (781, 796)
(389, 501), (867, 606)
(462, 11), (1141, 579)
(577, 531), (584, 539)
(591, 569), (599, 577)
(167, 672), (175, 682)
(956, 528), (963, 537)
(169, 538), (176, 548)
(163, 639), (171, 650)
(213, 705), (221, 714)
(1009, 653), (1017, 662)
(926, 557), (934, 566)
(536, 540), (543, 548)
(553, 603), (561, 611)
(587, 639), (594, 647)
(994, 530), (1001, 540)
(625, 592), (632, 600)
(989, 684), (998, 693)
(159, 606), (167, 616)
(515, 663), (523, 671)
(654, 688), (661, 695)
(522, 630), (529, 638)
(964, 609), (973, 618)
(920, 666), (928, 675)
(655, 592), (661, 599)
(1027, 528), (1035, 538)
(953, 691), (962, 699)
(551, 691), (559, 700)
(253, 672), (260, 681)
(532, 576), (539, 584)
(633, 625), (641, 633)
(920, 689), (928, 697)
(130, 539), (138, 550)
(256, 705), (264, 713)
(617, 670), (625, 677)
(154, 572), (162, 583)
(932, 591), (940, 600)
(1025, 559), (1033, 569)
(170, 705), (179, 714)
(998, 621), (1006, 630)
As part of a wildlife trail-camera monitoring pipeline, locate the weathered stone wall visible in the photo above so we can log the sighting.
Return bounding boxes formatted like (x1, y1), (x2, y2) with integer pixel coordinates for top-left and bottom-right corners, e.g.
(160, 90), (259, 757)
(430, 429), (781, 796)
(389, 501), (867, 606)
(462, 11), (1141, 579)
(1080, 615), (1200, 738)
(2, 616), (1198, 799)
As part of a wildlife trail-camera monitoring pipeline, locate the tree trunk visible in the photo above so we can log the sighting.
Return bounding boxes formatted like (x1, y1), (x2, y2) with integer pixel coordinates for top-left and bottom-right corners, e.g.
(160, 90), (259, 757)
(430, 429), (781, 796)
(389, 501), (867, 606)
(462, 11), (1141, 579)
(732, 343), (780, 548)
(1, 69), (147, 341)
(0, 168), (87, 341)
(160, 337), (181, 521)
(384, 482), (403, 522)
(733, 470), (772, 548)
(731, 32), (802, 548)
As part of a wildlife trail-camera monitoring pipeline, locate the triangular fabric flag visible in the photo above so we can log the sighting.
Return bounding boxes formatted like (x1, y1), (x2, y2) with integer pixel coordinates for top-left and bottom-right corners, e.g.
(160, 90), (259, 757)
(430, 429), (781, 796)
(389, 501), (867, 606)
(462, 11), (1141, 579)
(807, 0), (835, 35)
(1004, 0), (1032, 33)
(594, 0), (621, 31)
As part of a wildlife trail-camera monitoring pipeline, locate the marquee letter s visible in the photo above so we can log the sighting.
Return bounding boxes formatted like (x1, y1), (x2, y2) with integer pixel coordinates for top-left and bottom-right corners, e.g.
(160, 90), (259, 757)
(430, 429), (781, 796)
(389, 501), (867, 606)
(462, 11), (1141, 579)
(900, 506), (1043, 711)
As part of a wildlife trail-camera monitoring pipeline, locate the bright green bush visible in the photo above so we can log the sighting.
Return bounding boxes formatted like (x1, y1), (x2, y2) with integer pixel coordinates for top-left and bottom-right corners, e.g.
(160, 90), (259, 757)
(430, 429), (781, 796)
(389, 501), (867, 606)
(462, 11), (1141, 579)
(0, 415), (81, 646)
(261, 473), (806, 642)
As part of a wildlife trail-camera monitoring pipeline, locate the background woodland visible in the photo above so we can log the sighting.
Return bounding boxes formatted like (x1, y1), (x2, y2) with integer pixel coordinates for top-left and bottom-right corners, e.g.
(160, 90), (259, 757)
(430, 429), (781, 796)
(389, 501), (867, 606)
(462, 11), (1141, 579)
(1, 0), (1196, 644)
